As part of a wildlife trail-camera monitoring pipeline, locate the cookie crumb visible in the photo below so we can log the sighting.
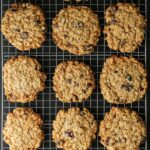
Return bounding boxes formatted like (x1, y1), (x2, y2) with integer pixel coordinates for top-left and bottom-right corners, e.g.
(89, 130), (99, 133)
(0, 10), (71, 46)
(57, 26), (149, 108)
(64, 0), (85, 2)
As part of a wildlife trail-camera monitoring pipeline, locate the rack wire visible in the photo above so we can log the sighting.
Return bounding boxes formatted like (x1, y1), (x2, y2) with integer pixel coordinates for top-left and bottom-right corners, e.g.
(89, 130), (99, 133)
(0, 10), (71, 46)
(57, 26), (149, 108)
(0, 0), (147, 149)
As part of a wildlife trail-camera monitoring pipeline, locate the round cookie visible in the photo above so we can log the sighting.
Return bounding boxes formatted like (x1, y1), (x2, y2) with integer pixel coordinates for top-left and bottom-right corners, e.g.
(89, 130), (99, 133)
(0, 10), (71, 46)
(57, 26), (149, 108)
(3, 108), (44, 150)
(104, 3), (146, 52)
(100, 56), (147, 104)
(99, 107), (146, 150)
(52, 107), (97, 150)
(1, 3), (47, 51)
(3, 55), (47, 103)
(52, 6), (101, 55)
(53, 61), (95, 102)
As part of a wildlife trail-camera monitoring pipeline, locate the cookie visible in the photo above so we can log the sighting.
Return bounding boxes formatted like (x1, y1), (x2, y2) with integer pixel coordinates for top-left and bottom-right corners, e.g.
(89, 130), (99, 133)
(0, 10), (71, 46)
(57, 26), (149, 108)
(3, 55), (47, 103)
(52, 107), (97, 150)
(100, 55), (147, 104)
(99, 107), (146, 150)
(3, 108), (44, 150)
(1, 3), (47, 51)
(53, 61), (95, 102)
(52, 6), (100, 55)
(104, 3), (146, 52)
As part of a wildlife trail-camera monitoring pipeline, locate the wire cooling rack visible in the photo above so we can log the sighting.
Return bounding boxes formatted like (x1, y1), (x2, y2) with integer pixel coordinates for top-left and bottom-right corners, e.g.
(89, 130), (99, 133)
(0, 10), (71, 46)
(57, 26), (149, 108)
(0, 0), (148, 149)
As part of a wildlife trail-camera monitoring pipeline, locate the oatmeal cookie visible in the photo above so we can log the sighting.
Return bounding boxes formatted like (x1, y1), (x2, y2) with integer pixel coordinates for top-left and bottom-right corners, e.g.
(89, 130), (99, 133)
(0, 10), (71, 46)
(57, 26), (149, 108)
(53, 61), (95, 102)
(1, 3), (47, 51)
(104, 3), (146, 52)
(99, 107), (146, 150)
(52, 6), (100, 55)
(3, 108), (44, 150)
(3, 55), (47, 103)
(52, 107), (97, 150)
(100, 55), (147, 104)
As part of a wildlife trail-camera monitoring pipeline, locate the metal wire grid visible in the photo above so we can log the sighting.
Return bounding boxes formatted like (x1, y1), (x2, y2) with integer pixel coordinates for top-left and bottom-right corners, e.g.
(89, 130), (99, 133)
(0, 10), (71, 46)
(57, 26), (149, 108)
(0, 0), (147, 149)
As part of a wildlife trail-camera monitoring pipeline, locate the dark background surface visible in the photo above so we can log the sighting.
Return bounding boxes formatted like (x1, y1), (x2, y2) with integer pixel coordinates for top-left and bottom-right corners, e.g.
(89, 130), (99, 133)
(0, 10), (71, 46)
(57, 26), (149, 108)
(0, 0), (150, 149)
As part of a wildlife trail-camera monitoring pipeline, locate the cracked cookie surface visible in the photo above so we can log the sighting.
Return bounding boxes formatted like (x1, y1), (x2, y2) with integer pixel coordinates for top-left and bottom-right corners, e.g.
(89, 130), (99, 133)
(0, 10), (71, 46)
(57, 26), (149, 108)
(52, 107), (97, 150)
(104, 3), (146, 52)
(100, 56), (147, 104)
(3, 55), (47, 103)
(99, 107), (146, 150)
(52, 6), (100, 55)
(3, 108), (44, 150)
(53, 61), (95, 102)
(1, 3), (47, 51)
